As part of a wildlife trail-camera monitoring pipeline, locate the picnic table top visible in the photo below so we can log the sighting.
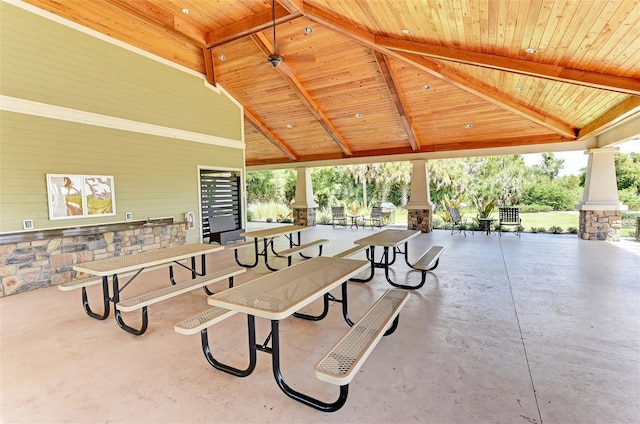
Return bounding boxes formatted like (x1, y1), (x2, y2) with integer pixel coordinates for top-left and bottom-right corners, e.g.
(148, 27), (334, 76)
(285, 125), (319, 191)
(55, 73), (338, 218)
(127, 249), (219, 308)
(73, 243), (223, 276)
(240, 225), (310, 239)
(208, 256), (368, 320)
(353, 229), (421, 247)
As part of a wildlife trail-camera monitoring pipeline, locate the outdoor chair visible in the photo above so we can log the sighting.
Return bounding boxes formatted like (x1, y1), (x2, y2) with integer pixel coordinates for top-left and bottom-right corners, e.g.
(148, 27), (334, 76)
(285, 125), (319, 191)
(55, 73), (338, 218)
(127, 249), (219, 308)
(498, 207), (522, 237)
(449, 207), (474, 236)
(331, 206), (347, 228)
(364, 207), (383, 229)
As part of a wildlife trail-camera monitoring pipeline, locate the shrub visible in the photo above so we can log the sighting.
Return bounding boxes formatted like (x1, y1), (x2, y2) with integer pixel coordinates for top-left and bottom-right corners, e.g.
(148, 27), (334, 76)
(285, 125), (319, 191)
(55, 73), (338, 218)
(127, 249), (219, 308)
(549, 225), (563, 234)
(315, 208), (332, 225)
(537, 227), (547, 233)
(515, 203), (553, 213)
(432, 216), (444, 229)
(530, 227), (539, 233)
(567, 226), (578, 234)
(522, 182), (576, 210)
(619, 188), (640, 210)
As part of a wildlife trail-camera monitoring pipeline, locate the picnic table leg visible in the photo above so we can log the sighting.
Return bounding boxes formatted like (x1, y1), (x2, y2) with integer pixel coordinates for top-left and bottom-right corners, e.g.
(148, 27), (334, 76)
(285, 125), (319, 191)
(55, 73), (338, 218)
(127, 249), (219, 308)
(234, 238), (260, 268)
(200, 315), (257, 377)
(111, 273), (149, 336)
(293, 293), (330, 321)
(81, 275), (110, 320)
(293, 282), (354, 325)
(349, 246), (375, 283)
(271, 320), (349, 412)
(263, 238), (280, 272)
(384, 245), (428, 290)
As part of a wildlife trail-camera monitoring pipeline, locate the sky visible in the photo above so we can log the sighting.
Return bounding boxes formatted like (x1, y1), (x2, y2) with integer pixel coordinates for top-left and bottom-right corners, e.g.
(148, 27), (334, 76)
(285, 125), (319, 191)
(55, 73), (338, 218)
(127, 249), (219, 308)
(521, 138), (640, 176)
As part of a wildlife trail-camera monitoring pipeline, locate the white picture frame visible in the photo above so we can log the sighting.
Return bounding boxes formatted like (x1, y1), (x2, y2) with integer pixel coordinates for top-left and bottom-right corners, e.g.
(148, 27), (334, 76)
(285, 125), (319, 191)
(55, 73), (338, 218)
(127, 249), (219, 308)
(46, 174), (116, 220)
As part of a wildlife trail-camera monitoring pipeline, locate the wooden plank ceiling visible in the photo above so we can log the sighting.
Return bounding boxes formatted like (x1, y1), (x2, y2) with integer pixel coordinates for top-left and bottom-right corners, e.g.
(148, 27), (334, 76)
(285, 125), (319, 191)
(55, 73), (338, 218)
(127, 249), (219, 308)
(24, 0), (640, 167)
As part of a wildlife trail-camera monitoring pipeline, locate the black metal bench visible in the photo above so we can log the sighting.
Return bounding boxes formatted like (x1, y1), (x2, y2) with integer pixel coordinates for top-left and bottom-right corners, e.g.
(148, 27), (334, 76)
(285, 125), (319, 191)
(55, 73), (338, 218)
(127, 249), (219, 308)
(208, 215), (244, 245)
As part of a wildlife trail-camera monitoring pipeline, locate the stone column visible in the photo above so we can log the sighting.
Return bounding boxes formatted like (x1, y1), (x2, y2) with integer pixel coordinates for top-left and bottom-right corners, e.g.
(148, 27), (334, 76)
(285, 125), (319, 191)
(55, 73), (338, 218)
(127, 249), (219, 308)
(406, 160), (435, 232)
(291, 168), (318, 226)
(575, 148), (627, 241)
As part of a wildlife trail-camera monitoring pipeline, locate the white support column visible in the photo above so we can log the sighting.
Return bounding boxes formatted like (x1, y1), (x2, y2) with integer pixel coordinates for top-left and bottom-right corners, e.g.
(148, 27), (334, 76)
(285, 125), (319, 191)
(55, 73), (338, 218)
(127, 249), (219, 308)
(291, 168), (318, 226)
(576, 148), (627, 241)
(406, 160), (435, 232)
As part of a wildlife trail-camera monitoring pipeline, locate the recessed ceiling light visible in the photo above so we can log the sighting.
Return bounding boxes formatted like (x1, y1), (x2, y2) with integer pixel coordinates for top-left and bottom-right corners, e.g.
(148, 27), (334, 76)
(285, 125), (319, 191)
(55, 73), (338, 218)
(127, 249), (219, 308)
(402, 28), (411, 35)
(304, 26), (313, 34)
(423, 84), (431, 91)
(286, 124), (293, 129)
(218, 54), (226, 61)
(465, 124), (473, 129)
(355, 113), (362, 118)
(181, 8), (190, 14)
(525, 47), (538, 54)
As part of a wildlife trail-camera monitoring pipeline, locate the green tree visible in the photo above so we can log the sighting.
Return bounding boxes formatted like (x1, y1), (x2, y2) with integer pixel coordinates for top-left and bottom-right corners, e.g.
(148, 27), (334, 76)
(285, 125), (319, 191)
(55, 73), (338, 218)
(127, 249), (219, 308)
(427, 159), (469, 206)
(615, 152), (640, 194)
(533, 152), (564, 180)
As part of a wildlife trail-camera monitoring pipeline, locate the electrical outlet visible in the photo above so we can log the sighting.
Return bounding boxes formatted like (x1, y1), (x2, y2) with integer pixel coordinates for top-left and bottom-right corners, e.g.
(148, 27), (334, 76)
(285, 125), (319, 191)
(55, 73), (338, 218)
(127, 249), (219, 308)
(125, 212), (133, 221)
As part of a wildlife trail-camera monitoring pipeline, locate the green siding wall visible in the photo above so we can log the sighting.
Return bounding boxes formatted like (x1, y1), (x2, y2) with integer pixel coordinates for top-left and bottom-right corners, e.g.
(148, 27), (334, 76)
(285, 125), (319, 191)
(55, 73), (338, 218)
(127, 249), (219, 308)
(0, 112), (243, 241)
(1, 2), (242, 140)
(0, 3), (245, 240)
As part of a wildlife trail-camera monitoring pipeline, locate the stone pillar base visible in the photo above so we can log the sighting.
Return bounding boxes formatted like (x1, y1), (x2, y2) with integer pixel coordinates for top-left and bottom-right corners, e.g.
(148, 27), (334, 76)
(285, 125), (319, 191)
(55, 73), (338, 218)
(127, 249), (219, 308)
(578, 210), (621, 241)
(407, 209), (432, 233)
(293, 208), (316, 226)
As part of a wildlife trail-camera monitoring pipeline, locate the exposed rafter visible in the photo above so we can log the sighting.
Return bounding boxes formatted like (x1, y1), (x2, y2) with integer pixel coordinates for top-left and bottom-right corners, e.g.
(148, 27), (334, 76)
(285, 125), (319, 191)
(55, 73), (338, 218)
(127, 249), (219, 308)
(244, 109), (298, 161)
(250, 32), (353, 157)
(205, 5), (301, 48)
(373, 51), (420, 152)
(303, 2), (576, 140)
(376, 36), (640, 97)
(578, 97), (640, 140)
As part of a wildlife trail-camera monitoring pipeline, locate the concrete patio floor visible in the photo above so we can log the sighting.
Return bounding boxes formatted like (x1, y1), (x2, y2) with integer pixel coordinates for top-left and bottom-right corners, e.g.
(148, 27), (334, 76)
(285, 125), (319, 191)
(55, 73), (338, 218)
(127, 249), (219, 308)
(1, 222), (639, 424)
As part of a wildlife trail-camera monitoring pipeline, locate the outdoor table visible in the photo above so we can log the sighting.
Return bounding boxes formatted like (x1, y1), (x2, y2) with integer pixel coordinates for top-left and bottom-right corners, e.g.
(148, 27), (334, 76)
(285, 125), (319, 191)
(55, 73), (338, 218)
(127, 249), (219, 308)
(347, 215), (361, 229)
(73, 243), (223, 323)
(479, 218), (496, 235)
(206, 256), (369, 410)
(351, 229), (423, 288)
(239, 225), (310, 271)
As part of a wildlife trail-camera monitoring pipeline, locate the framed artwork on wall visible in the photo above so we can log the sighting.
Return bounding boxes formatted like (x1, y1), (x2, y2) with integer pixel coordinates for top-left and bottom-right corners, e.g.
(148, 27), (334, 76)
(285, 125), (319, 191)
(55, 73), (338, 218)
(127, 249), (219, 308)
(46, 174), (116, 220)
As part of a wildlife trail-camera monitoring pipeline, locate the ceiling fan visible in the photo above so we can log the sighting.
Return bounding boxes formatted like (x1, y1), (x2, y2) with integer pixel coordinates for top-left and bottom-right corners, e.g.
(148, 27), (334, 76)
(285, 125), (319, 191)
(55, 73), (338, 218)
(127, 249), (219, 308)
(267, 0), (283, 67)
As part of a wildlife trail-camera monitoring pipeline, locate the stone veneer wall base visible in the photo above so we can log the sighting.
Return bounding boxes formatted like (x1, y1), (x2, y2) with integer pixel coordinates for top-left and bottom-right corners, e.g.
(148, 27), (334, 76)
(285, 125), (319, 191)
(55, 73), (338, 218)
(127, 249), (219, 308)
(0, 223), (187, 297)
(407, 209), (433, 233)
(293, 208), (316, 227)
(578, 210), (621, 241)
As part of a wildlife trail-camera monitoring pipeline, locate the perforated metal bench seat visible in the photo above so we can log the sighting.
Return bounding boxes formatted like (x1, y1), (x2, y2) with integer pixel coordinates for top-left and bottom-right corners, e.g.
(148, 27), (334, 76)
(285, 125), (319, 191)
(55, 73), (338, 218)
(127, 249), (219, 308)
(411, 246), (444, 271)
(58, 276), (103, 291)
(332, 245), (368, 258)
(314, 288), (410, 386)
(116, 266), (245, 312)
(275, 239), (329, 258)
(223, 240), (255, 250)
(275, 239), (329, 266)
(174, 306), (237, 335)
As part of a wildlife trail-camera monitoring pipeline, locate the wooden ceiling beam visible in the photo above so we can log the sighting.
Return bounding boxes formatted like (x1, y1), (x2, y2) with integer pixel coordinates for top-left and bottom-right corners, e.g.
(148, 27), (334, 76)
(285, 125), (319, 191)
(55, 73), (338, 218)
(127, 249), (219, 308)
(303, 2), (576, 139)
(373, 51), (420, 152)
(202, 47), (216, 86)
(377, 36), (640, 97)
(577, 96), (640, 140)
(104, 0), (204, 46)
(244, 109), (298, 161)
(251, 32), (353, 156)
(205, 5), (301, 48)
